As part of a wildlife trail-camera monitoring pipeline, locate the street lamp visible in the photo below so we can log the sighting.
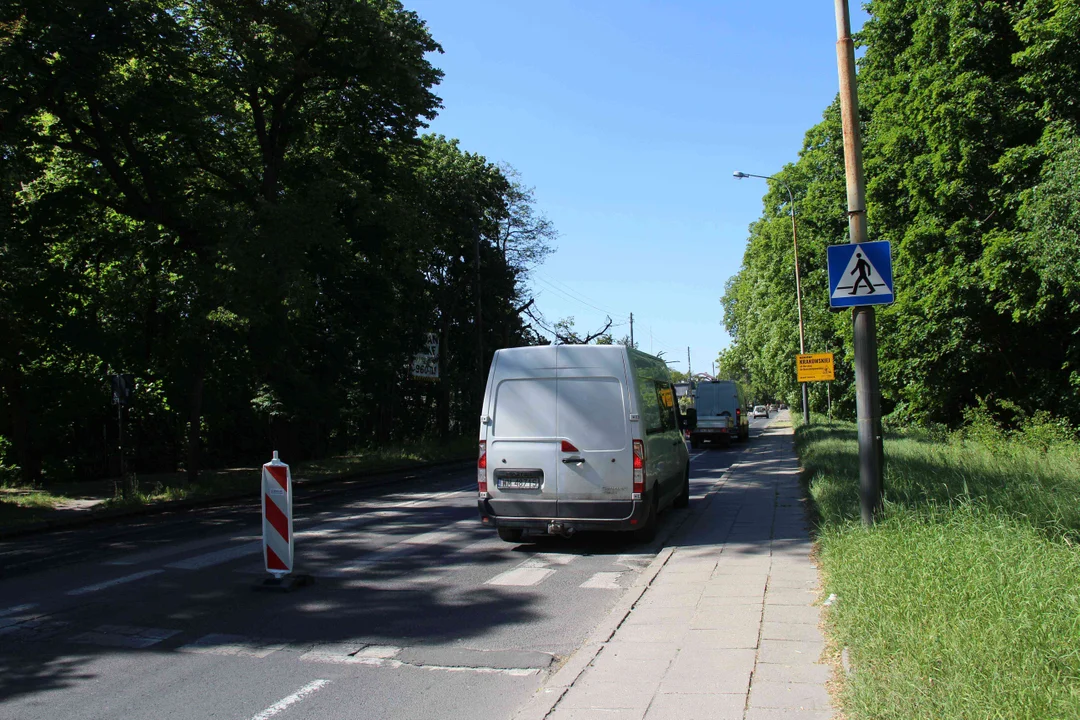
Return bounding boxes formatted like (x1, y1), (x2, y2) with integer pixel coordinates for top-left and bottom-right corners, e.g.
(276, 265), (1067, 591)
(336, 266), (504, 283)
(733, 170), (811, 426)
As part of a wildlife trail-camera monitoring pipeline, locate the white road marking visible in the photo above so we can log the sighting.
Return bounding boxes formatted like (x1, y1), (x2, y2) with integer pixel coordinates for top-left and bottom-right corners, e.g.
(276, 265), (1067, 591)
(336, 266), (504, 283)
(67, 569), (163, 596)
(250, 679), (331, 720)
(298, 645), (539, 675)
(165, 542), (261, 570)
(521, 553), (577, 567)
(402, 530), (459, 546)
(0, 603), (37, 618)
(615, 554), (653, 570)
(485, 567), (554, 586)
(180, 633), (289, 658)
(300, 647), (400, 667)
(316, 519), (478, 578)
(71, 624), (180, 649)
(580, 572), (623, 589)
(105, 535), (257, 566)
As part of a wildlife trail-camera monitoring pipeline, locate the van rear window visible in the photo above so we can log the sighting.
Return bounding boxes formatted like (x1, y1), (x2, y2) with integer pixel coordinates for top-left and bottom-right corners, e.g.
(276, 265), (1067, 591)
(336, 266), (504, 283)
(557, 377), (627, 451)
(493, 379), (557, 438)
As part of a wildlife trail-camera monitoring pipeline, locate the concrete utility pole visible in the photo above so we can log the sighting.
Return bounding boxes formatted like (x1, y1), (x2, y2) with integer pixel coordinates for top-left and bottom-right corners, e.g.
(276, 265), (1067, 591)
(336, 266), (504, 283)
(629, 313), (634, 348)
(687, 346), (692, 379)
(835, 0), (884, 525)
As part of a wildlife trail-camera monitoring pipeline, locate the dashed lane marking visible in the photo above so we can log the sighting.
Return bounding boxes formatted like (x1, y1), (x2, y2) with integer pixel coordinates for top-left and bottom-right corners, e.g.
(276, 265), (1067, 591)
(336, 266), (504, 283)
(0, 603), (37, 618)
(250, 679), (331, 720)
(66, 569), (164, 596)
(165, 542), (262, 570)
(105, 536), (255, 566)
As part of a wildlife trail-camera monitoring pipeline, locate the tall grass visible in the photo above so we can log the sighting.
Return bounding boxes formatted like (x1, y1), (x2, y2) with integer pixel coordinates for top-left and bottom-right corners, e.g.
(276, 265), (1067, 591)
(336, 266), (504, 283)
(799, 412), (1080, 719)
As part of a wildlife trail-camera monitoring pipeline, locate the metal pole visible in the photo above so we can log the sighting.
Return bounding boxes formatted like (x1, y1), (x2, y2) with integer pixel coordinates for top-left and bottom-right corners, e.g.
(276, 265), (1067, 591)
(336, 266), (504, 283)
(687, 346), (692, 379)
(785, 185), (811, 426)
(836, 0), (884, 525)
(629, 313), (634, 348)
(473, 222), (484, 392)
(734, 172), (810, 426)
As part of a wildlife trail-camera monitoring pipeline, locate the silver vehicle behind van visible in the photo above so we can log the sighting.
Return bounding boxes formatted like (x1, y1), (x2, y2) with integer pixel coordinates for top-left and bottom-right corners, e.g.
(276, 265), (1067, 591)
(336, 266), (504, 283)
(477, 345), (691, 542)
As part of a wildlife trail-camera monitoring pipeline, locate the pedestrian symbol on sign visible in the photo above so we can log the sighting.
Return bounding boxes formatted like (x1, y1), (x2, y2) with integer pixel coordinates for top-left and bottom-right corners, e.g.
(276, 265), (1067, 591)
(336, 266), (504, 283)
(850, 253), (874, 294)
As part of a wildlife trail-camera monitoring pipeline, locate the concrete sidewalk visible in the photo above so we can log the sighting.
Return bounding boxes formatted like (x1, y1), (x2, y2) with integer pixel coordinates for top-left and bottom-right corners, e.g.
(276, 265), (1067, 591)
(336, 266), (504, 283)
(517, 417), (835, 720)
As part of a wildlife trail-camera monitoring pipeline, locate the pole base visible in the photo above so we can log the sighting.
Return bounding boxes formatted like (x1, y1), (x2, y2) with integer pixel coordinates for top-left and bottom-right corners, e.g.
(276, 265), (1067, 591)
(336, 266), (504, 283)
(253, 574), (314, 593)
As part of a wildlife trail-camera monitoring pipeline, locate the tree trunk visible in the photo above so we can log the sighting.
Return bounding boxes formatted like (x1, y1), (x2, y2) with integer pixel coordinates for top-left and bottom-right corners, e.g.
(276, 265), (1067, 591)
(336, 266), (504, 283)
(186, 367), (205, 484)
(437, 314), (450, 440)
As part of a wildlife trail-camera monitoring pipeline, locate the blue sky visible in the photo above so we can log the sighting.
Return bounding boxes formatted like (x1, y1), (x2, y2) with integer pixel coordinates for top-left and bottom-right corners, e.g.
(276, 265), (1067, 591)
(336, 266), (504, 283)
(407, 0), (869, 374)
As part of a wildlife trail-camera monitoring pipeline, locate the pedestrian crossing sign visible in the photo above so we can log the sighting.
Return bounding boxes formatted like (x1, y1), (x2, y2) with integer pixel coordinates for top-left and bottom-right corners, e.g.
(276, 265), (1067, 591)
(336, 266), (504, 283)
(827, 241), (894, 308)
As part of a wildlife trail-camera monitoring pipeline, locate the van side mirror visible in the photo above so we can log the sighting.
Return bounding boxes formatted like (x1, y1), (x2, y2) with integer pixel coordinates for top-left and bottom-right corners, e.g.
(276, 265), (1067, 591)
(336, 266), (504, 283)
(685, 407), (697, 431)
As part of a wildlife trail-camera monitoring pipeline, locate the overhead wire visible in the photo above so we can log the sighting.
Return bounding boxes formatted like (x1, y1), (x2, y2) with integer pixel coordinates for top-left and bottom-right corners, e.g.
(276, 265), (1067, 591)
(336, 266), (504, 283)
(532, 272), (627, 319)
(530, 277), (625, 321)
(526, 274), (683, 353)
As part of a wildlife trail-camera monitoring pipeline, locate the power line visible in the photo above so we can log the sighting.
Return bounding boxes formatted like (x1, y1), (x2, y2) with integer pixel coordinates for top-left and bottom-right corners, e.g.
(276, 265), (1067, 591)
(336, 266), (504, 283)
(531, 277), (626, 320)
(533, 273), (626, 318)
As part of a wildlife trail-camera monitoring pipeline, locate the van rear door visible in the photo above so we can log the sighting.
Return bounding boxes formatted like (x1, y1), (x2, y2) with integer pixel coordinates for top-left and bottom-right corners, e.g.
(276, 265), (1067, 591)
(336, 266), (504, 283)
(486, 348), (559, 518)
(555, 346), (633, 520)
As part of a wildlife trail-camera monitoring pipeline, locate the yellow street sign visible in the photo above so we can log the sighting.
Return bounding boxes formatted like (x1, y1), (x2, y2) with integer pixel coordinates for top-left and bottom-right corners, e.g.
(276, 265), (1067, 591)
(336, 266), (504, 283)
(797, 353), (835, 382)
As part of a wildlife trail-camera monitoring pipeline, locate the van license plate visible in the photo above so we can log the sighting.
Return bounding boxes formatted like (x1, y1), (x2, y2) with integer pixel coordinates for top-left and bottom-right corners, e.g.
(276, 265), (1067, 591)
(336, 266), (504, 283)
(495, 470), (543, 490)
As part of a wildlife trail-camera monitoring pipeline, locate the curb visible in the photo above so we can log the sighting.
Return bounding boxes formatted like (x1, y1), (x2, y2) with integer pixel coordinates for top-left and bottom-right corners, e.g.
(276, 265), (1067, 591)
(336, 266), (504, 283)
(513, 545), (677, 720)
(512, 460), (740, 720)
(0, 457), (473, 541)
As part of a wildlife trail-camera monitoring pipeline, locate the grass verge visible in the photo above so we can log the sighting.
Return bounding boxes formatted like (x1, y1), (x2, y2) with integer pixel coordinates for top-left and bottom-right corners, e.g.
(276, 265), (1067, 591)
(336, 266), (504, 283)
(0, 488), (73, 529)
(0, 436), (475, 528)
(799, 416), (1080, 719)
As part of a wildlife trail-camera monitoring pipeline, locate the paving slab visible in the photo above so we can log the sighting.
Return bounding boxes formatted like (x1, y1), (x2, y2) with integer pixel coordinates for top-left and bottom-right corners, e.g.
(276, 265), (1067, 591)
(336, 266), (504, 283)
(516, 417), (835, 720)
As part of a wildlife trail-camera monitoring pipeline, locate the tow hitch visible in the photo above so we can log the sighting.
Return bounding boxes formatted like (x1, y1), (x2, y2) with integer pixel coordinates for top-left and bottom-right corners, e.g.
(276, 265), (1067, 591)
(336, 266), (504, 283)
(547, 521), (575, 538)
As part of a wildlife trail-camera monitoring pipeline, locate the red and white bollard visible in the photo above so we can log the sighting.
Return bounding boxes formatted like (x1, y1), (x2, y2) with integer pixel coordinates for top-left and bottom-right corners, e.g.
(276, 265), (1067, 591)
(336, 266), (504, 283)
(261, 451), (293, 579)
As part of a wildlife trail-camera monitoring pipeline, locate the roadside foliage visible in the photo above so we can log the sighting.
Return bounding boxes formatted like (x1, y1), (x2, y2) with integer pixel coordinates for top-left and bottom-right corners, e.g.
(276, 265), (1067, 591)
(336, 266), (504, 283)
(0, 1), (555, 483)
(721, 0), (1080, 429)
(799, 413), (1080, 719)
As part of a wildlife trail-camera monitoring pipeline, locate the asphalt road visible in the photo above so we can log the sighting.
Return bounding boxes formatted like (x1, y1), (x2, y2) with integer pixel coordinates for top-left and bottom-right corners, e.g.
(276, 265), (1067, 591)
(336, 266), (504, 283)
(0, 417), (774, 720)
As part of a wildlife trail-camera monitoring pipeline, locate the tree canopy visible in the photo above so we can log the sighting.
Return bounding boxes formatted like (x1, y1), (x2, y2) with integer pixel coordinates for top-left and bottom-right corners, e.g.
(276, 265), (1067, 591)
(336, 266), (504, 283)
(720, 0), (1080, 428)
(0, 0), (555, 482)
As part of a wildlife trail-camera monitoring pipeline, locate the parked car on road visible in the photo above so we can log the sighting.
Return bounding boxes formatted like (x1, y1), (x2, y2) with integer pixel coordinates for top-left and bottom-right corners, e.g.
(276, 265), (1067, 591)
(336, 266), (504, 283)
(477, 344), (691, 544)
(752, 405), (769, 419)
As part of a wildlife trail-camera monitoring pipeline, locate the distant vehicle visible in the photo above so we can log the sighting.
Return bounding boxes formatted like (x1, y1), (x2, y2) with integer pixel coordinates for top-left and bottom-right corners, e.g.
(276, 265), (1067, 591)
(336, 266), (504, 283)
(779, 403), (788, 410)
(752, 405), (769, 419)
(477, 345), (690, 544)
(688, 380), (749, 449)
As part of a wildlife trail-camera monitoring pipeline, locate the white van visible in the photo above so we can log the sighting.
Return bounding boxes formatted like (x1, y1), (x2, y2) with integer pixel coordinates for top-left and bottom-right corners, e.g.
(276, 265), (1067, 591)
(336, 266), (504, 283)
(477, 345), (691, 542)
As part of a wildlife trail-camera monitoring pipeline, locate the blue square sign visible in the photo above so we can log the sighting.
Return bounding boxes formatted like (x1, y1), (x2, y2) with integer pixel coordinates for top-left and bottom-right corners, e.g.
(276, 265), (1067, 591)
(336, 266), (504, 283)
(827, 241), (894, 308)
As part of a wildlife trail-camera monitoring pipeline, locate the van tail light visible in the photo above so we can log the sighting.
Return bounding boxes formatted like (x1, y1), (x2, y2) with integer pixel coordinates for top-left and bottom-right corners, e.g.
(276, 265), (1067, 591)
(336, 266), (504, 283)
(561, 440), (579, 453)
(632, 439), (645, 500)
(734, 408), (741, 428)
(477, 441), (488, 498)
